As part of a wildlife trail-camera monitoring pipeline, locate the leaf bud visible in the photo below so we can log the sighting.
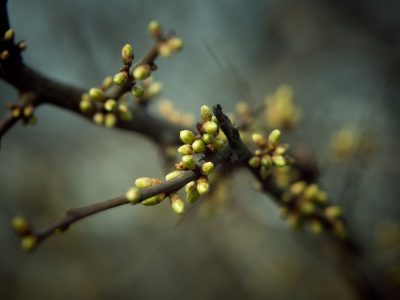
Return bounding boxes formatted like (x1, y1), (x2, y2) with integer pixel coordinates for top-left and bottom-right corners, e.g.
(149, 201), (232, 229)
(201, 162), (214, 176)
(104, 99), (117, 112)
(209, 139), (224, 151)
(21, 235), (37, 251)
(180, 130), (196, 144)
(272, 155), (286, 167)
(252, 133), (268, 149)
(325, 206), (342, 219)
(182, 155), (197, 170)
(192, 140), (206, 153)
(11, 216), (30, 236)
(23, 105), (34, 117)
(122, 44), (134, 64)
(166, 171), (182, 181)
(261, 155), (272, 168)
(202, 133), (214, 144)
(133, 65), (151, 80)
(268, 129), (281, 150)
(248, 156), (261, 168)
(102, 76), (114, 89)
(4, 29), (14, 41)
(132, 85), (144, 98)
(89, 88), (104, 101)
(126, 187), (141, 204)
(148, 21), (162, 38)
(197, 176), (209, 195)
(113, 72), (128, 86)
(1, 50), (10, 60)
(201, 121), (218, 135)
(185, 181), (197, 194)
(178, 145), (194, 155)
(310, 219), (323, 235)
(186, 189), (201, 204)
(260, 165), (271, 179)
(105, 113), (117, 128)
(80, 99), (93, 113)
(168, 37), (183, 51)
(93, 112), (104, 125)
(200, 105), (212, 123)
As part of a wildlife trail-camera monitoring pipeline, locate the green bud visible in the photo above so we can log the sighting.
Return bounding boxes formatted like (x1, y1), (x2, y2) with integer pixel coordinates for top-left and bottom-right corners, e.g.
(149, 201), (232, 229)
(272, 155), (286, 167)
(268, 129), (281, 150)
(186, 190), (201, 204)
(197, 176), (209, 195)
(252, 133), (268, 149)
(310, 219), (323, 235)
(260, 165), (270, 179)
(133, 65), (151, 80)
(261, 155), (272, 168)
(166, 171), (182, 181)
(142, 195), (159, 206)
(135, 177), (153, 189)
(248, 157), (261, 168)
(4, 29), (14, 41)
(21, 235), (37, 251)
(11, 216), (30, 236)
(178, 145), (194, 155)
(89, 88), (104, 101)
(105, 113), (117, 128)
(211, 116), (218, 125)
(289, 181), (307, 196)
(304, 184), (319, 201)
(300, 202), (315, 216)
(325, 206), (342, 219)
(93, 112), (104, 125)
(113, 72), (128, 86)
(119, 105), (133, 121)
(18, 42), (27, 51)
(132, 85), (144, 98)
(104, 99), (117, 111)
(201, 162), (214, 176)
(201, 121), (218, 135)
(211, 139), (224, 151)
(180, 130), (196, 144)
(102, 76), (114, 89)
(80, 99), (93, 113)
(23, 105), (34, 117)
(192, 140), (206, 153)
(122, 44), (134, 64)
(202, 133), (214, 144)
(200, 105), (212, 123)
(168, 37), (183, 51)
(126, 187), (141, 204)
(182, 155), (197, 170)
(159, 44), (173, 58)
(185, 181), (197, 194)
(172, 199), (184, 215)
(315, 190), (328, 205)
(275, 146), (286, 156)
(148, 20), (162, 38)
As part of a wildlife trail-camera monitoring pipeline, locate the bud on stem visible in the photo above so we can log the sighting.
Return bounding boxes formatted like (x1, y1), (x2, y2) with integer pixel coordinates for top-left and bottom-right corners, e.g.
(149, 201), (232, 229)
(122, 44), (134, 64)
(197, 176), (209, 195)
(268, 129), (281, 150)
(200, 105), (212, 123)
(201, 162), (214, 176)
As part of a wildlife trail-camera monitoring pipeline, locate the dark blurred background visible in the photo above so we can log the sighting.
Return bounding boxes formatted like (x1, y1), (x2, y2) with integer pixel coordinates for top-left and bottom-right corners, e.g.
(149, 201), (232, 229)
(1, 0), (400, 299)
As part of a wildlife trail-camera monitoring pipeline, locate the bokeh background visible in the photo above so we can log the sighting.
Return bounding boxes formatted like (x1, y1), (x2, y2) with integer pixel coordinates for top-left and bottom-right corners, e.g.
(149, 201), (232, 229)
(1, 0), (400, 299)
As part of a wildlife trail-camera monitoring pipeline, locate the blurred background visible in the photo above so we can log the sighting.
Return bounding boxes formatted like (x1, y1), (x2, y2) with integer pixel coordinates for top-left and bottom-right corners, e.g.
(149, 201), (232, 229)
(1, 0), (400, 299)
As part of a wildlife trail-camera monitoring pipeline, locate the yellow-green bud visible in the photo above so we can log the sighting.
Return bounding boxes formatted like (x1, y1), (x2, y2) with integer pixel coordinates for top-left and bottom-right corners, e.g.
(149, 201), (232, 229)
(172, 199), (184, 215)
(192, 140), (206, 153)
(81, 93), (91, 101)
(200, 105), (212, 123)
(268, 129), (281, 150)
(201, 121), (218, 134)
(113, 72), (128, 86)
(132, 85), (144, 98)
(135, 177), (153, 189)
(133, 65), (151, 80)
(102, 76), (113, 89)
(142, 195), (159, 206)
(182, 155), (197, 170)
(252, 133), (268, 149)
(148, 20), (162, 38)
(104, 99), (117, 112)
(261, 155), (272, 168)
(201, 162), (214, 176)
(315, 190), (328, 205)
(300, 202), (315, 216)
(93, 112), (104, 125)
(166, 171), (182, 181)
(272, 155), (286, 167)
(197, 176), (209, 195)
(122, 44), (134, 64)
(23, 105), (34, 117)
(1, 50), (10, 60)
(105, 113), (117, 128)
(287, 213), (303, 230)
(310, 219), (323, 235)
(159, 44), (173, 58)
(12, 108), (21, 118)
(290, 181), (307, 196)
(180, 130), (196, 144)
(211, 116), (218, 125)
(178, 145), (194, 155)
(18, 42), (27, 51)
(248, 156), (261, 168)
(275, 146), (286, 156)
(80, 99), (93, 113)
(210, 139), (224, 151)
(185, 181), (197, 194)
(260, 165), (270, 179)
(202, 133), (214, 144)
(148, 81), (163, 96)
(4, 29), (14, 41)
(304, 184), (319, 201)
(332, 220), (347, 240)
(186, 181), (201, 204)
(21, 235), (37, 251)
(325, 206), (342, 219)
(168, 37), (183, 51)
(119, 105), (133, 121)
(126, 187), (141, 204)
(89, 88), (104, 101)
(11, 216), (30, 236)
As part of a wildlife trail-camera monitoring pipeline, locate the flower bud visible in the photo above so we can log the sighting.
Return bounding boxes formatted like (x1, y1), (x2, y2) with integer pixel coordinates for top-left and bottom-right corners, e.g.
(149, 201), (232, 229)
(148, 21), (162, 38)
(89, 88), (104, 101)
(18, 42), (27, 51)
(159, 44), (173, 58)
(142, 195), (162, 206)
(325, 206), (342, 219)
(261, 155), (272, 168)
(168, 37), (183, 51)
(201, 121), (218, 134)
(81, 93), (91, 101)
(118, 105), (133, 121)
(300, 202), (315, 216)
(23, 105), (34, 117)
(104, 99), (117, 112)
(268, 129), (281, 150)
(133, 65), (151, 80)
(126, 187), (141, 204)
(289, 181), (307, 196)
(80, 99), (93, 113)
(122, 44), (134, 64)
(172, 199), (184, 215)
(186, 189), (201, 204)
(93, 112), (104, 125)
(105, 113), (117, 128)
(315, 190), (328, 205)
(12, 108), (21, 118)
(310, 219), (323, 235)
(202, 133), (214, 144)
(102, 76), (113, 89)
(180, 130), (196, 144)
(185, 181), (197, 194)
(1, 50), (10, 60)
(272, 155), (286, 167)
(260, 165), (270, 179)
(287, 213), (303, 230)
(200, 105), (212, 123)
(210, 139), (224, 151)
(201, 162), (214, 175)
(135, 177), (153, 189)
(248, 157), (261, 168)
(192, 140), (206, 153)
(182, 155), (197, 170)
(252, 133), (268, 149)
(211, 116), (218, 125)
(11, 216), (30, 236)
(274, 146), (286, 156)
(113, 72), (128, 86)
(4, 29), (14, 41)
(166, 171), (182, 181)
(132, 85), (144, 98)
(197, 176), (209, 195)
(303, 184), (319, 201)
(21, 235), (37, 251)
(178, 145), (194, 155)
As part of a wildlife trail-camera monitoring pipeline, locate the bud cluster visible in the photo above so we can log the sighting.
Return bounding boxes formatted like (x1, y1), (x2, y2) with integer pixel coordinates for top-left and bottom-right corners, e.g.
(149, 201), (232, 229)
(248, 129), (295, 180)
(133, 177), (166, 206)
(279, 181), (346, 239)
(6, 103), (37, 125)
(10, 216), (38, 251)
